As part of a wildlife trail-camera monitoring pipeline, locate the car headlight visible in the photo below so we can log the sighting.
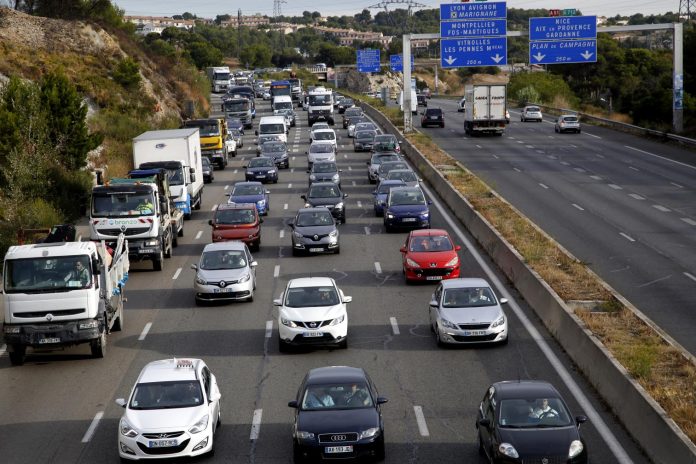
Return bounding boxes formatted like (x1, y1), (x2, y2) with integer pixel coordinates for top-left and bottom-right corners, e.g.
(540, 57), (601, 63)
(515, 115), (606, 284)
(334, 202), (344, 210)
(79, 320), (99, 330)
(309, 174), (316, 181)
(268, 169), (276, 174)
(257, 199), (266, 206)
(359, 427), (380, 439)
(331, 174), (339, 181)
(440, 318), (458, 330)
(239, 273), (250, 283)
(189, 414), (209, 434)
(498, 443), (519, 459)
(329, 230), (338, 238)
(420, 212), (430, 218)
(195, 275), (206, 285)
(406, 258), (420, 268)
(386, 213), (394, 219)
(144, 240), (158, 246)
(445, 256), (459, 267)
(569, 440), (584, 458)
(295, 431), (314, 440)
(491, 315), (506, 328)
(281, 317), (298, 328)
(304, 203), (311, 208)
(120, 419), (138, 438)
(329, 314), (345, 325)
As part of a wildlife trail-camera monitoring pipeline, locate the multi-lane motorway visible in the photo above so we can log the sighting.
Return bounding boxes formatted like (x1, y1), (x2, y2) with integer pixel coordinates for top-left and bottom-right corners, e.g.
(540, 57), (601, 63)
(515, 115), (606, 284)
(0, 95), (651, 463)
(418, 98), (696, 356)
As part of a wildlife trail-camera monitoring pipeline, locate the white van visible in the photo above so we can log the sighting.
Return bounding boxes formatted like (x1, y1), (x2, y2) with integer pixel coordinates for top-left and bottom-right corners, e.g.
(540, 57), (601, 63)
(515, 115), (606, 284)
(272, 95), (293, 115)
(398, 89), (418, 115)
(256, 115), (288, 144)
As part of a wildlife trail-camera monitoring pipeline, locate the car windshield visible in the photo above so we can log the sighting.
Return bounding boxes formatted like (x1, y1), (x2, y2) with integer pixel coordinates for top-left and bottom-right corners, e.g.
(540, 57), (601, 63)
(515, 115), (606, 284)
(301, 383), (373, 410)
(224, 100), (249, 112)
(377, 182), (403, 194)
(309, 95), (331, 105)
(186, 122), (219, 137)
(260, 123), (285, 134)
(442, 287), (496, 308)
(309, 184), (340, 198)
(372, 154), (399, 166)
(215, 208), (255, 225)
(389, 190), (425, 206)
(92, 192), (156, 218)
(296, 211), (334, 227)
(249, 158), (274, 168)
(380, 163), (408, 175)
(164, 168), (184, 186)
(355, 131), (375, 141)
(314, 132), (335, 141)
(313, 162), (337, 173)
(3, 256), (92, 293)
(527, 106), (540, 112)
(498, 397), (573, 428)
(261, 142), (286, 153)
(130, 380), (204, 410)
(200, 250), (248, 270)
(425, 110), (441, 116)
(341, 99), (354, 106)
(232, 184), (263, 196)
(355, 123), (375, 131)
(409, 235), (453, 252)
(345, 109), (362, 117)
(387, 170), (417, 182)
(285, 286), (340, 307)
(310, 144), (333, 154)
(562, 116), (578, 122)
(259, 135), (282, 144)
(312, 124), (329, 132)
(274, 102), (293, 110)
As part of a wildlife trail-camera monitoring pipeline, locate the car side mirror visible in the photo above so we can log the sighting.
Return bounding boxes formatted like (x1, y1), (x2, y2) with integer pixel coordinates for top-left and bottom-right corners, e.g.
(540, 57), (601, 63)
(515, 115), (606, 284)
(455, 245), (461, 251)
(338, 169), (343, 172)
(250, 261), (258, 267)
(243, 165), (248, 168)
(115, 398), (127, 408)
(208, 219), (214, 226)
(427, 200), (433, 205)
(288, 400), (299, 408)
(255, 130), (259, 136)
(477, 418), (491, 428)
(305, 151), (308, 155)
(300, 195), (307, 201)
(400, 246), (407, 253)
(372, 190), (377, 195)
(306, 169), (311, 173)
(429, 299), (438, 307)
(366, 161), (370, 165)
(376, 397), (388, 405)
(190, 264), (198, 270)
(500, 298), (508, 304)
(259, 217), (264, 223)
(265, 190), (271, 194)
(273, 299), (282, 306)
(190, 173), (196, 182)
(576, 415), (588, 425)
(343, 193), (348, 198)
(343, 296), (352, 303)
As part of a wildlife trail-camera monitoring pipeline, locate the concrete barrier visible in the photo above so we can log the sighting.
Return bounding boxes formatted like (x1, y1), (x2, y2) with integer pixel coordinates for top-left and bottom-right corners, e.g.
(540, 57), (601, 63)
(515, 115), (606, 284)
(359, 101), (696, 464)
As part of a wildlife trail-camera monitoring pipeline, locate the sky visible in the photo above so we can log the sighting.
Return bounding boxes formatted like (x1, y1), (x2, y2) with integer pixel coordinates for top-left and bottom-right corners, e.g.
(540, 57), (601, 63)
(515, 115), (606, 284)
(112, 0), (676, 19)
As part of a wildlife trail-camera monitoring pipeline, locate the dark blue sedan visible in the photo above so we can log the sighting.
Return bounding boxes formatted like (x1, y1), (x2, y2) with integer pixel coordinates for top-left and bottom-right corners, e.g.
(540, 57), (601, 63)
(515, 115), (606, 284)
(372, 179), (405, 217)
(383, 186), (431, 232)
(245, 157), (278, 183)
(227, 181), (270, 216)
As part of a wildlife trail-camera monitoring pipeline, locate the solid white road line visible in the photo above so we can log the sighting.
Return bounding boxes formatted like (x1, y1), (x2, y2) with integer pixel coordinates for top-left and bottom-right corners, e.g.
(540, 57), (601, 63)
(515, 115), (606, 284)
(652, 205), (670, 212)
(250, 409), (263, 440)
(538, 183), (549, 189)
(628, 193), (645, 200)
(684, 272), (696, 283)
(572, 204), (585, 211)
(138, 323), (152, 341)
(172, 268), (182, 280)
(81, 411), (104, 443)
(681, 217), (696, 226)
(420, 182), (632, 463)
(620, 232), (636, 242)
(357, 201), (362, 208)
(390, 317), (400, 335)
(233, 169), (238, 174)
(590, 175), (602, 181)
(625, 145), (696, 171)
(195, 230), (202, 240)
(513, 167), (521, 172)
(413, 406), (430, 437)
(364, 227), (371, 235)
(265, 321), (273, 338)
(608, 184), (623, 190)
(284, 203), (288, 210)
(274, 265), (280, 278)
(671, 182), (684, 188)
(584, 132), (601, 139)
(629, 166), (640, 171)
(374, 262), (382, 274)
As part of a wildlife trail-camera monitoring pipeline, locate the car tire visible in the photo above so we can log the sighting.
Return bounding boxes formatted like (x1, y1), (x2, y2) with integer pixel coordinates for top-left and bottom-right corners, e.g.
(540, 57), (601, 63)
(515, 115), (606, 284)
(478, 431), (486, 456)
(435, 328), (445, 348)
(8, 345), (26, 366)
(374, 435), (386, 461)
(195, 297), (204, 307)
(334, 247), (340, 255)
(293, 444), (306, 463)
(279, 337), (291, 353)
(292, 248), (302, 257)
(384, 223), (392, 233)
(339, 338), (348, 349)
(112, 301), (124, 332)
(499, 335), (509, 346)
(246, 291), (254, 303)
(153, 250), (163, 271)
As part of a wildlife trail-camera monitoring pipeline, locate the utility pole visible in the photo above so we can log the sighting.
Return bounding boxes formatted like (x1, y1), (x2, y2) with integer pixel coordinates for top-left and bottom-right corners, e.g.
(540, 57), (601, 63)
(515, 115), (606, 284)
(273, 0), (286, 19)
(237, 9), (242, 61)
(679, 0), (696, 21)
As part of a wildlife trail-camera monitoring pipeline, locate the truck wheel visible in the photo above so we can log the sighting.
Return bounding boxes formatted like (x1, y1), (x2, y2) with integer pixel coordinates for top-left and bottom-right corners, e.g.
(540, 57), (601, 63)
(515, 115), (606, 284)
(112, 301), (124, 332)
(194, 193), (202, 210)
(8, 345), (26, 366)
(164, 235), (172, 259)
(90, 330), (107, 358)
(153, 250), (163, 271)
(178, 224), (184, 237)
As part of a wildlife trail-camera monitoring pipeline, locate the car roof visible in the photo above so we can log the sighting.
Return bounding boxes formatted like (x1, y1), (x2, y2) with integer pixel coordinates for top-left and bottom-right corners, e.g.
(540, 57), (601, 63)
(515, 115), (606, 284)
(216, 203), (256, 211)
(440, 277), (491, 289)
(313, 128), (335, 133)
(288, 276), (335, 288)
(202, 241), (248, 252)
(305, 366), (367, 385)
(138, 358), (202, 384)
(390, 186), (422, 193)
(379, 179), (406, 186)
(409, 228), (450, 238)
(490, 380), (560, 400)
(297, 207), (335, 215)
(234, 181), (263, 187)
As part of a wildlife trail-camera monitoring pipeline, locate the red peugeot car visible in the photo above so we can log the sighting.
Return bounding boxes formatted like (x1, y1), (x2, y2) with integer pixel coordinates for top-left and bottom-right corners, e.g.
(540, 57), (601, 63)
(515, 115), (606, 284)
(209, 203), (262, 251)
(400, 229), (461, 283)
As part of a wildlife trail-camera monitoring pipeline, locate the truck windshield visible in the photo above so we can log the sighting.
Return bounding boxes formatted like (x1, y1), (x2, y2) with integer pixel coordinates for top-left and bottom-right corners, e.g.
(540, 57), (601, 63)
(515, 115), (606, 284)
(197, 124), (220, 137)
(309, 95), (331, 105)
(164, 168), (184, 186)
(224, 100), (250, 112)
(92, 192), (157, 217)
(214, 72), (230, 81)
(271, 86), (291, 96)
(260, 124), (285, 134)
(4, 256), (92, 293)
(274, 102), (293, 110)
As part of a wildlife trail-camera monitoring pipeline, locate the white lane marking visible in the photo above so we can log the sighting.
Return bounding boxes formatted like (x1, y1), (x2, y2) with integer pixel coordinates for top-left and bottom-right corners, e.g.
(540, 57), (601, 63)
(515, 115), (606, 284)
(413, 406), (430, 437)
(279, 230), (285, 239)
(584, 132), (601, 139)
(596, 153), (605, 158)
(620, 232), (636, 242)
(284, 203), (288, 210)
(671, 182), (684, 188)
(211, 204), (218, 211)
(273, 265), (280, 278)
(357, 201), (362, 208)
(421, 182), (633, 463)
(681, 217), (696, 226)
(81, 411), (104, 443)
(525, 145), (534, 149)
(233, 169), (238, 174)
(390, 317), (400, 335)
(560, 161), (570, 166)
(195, 230), (202, 240)
(224, 184), (230, 190)
(628, 193), (645, 200)
(625, 145), (696, 170)
(475, 145), (482, 149)
(364, 226), (371, 235)
(288, 183), (293, 189)
(344, 154), (348, 159)
(538, 183), (549, 189)
(629, 166), (640, 172)
(572, 204), (585, 211)
(685, 272), (696, 283)
(138, 323), (152, 341)
(265, 321), (273, 338)
(374, 262), (382, 274)
(172, 268), (182, 280)
(492, 154), (499, 159)
(352, 181), (357, 186)
(574, 168), (586, 173)
(517, 140), (525, 144)
(652, 205), (670, 212)
(590, 175), (602, 181)
(513, 167), (521, 172)
(77, 235), (82, 242)
(569, 145), (578, 149)
(292, 156), (296, 161)
(608, 184), (623, 190)
(348, 165), (352, 171)
(290, 168), (295, 173)
(250, 409), (263, 440)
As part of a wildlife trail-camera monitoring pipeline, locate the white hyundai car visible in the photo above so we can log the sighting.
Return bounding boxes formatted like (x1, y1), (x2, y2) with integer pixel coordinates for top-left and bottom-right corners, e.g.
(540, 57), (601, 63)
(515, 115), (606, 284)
(115, 358), (222, 460)
(275, 277), (351, 352)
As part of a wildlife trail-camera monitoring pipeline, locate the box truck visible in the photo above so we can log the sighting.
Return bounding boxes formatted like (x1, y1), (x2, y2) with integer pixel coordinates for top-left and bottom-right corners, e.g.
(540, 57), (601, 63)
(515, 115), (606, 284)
(463, 84), (507, 136)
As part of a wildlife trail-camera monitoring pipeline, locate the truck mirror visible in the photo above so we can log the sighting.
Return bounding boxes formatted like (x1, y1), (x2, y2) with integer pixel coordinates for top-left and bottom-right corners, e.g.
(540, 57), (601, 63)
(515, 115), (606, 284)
(190, 173), (196, 182)
(189, 167), (195, 174)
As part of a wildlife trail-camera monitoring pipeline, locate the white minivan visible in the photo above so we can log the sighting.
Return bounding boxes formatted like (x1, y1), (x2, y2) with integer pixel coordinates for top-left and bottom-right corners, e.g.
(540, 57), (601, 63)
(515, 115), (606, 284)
(272, 95), (294, 115)
(256, 115), (288, 144)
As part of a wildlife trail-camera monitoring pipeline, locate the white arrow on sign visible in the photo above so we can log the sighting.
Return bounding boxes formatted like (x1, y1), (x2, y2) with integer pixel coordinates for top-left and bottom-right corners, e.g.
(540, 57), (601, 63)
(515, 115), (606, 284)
(581, 50), (594, 60)
(532, 52), (545, 62)
(444, 56), (457, 66)
(491, 54), (504, 64)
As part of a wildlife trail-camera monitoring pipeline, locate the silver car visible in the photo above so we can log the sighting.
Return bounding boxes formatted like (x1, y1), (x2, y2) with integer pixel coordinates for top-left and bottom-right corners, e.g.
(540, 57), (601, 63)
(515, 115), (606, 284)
(192, 242), (257, 304)
(367, 152), (401, 184)
(555, 114), (581, 133)
(428, 278), (508, 346)
(385, 169), (420, 187)
(521, 105), (543, 122)
(289, 207), (340, 255)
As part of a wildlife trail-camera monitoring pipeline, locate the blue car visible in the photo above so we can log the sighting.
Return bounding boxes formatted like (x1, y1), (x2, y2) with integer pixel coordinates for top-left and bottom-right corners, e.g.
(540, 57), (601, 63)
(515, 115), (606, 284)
(245, 157), (278, 184)
(372, 179), (405, 217)
(383, 186), (431, 232)
(227, 181), (270, 216)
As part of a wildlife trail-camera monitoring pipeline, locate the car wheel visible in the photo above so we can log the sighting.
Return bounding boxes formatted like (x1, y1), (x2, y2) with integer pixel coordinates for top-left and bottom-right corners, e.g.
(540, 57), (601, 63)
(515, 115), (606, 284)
(279, 336), (291, 353)
(293, 443), (306, 463)
(384, 223), (392, 233)
(339, 338), (348, 349)
(499, 335), (509, 346)
(435, 328), (445, 348)
(374, 435), (386, 461)
(478, 431), (486, 456)
(8, 345), (26, 366)
(292, 248), (302, 257)
(334, 246), (340, 255)
(246, 291), (254, 303)
(555, 126), (559, 133)
(195, 297), (205, 307)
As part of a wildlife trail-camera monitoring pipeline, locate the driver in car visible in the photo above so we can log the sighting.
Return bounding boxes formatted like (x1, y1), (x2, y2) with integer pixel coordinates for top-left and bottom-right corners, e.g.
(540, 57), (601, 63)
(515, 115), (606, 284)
(529, 398), (558, 418)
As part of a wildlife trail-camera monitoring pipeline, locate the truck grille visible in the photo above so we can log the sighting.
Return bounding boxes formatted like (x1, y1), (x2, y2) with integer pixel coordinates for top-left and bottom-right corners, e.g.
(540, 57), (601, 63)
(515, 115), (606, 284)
(13, 308), (84, 319)
(99, 227), (150, 237)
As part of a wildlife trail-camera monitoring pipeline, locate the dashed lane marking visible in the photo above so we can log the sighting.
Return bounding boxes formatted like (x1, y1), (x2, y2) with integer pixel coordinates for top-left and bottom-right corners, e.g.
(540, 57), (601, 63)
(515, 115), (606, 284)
(224, 185), (230, 190)
(652, 205), (670, 212)
(413, 406), (430, 437)
(138, 323), (152, 341)
(539, 183), (549, 189)
(288, 183), (293, 189)
(211, 205), (218, 211)
(685, 272), (696, 283)
(265, 321), (273, 338)
(681, 217), (696, 226)
(608, 184), (622, 190)
(274, 265), (280, 278)
(172, 268), (182, 280)
(364, 227), (371, 235)
(671, 182), (684, 188)
(195, 231), (202, 240)
(357, 201), (362, 208)
(390, 317), (400, 335)
(572, 204), (585, 211)
(628, 193), (645, 200)
(374, 262), (382, 274)
(81, 412), (104, 443)
(279, 230), (285, 239)
(620, 232), (636, 242)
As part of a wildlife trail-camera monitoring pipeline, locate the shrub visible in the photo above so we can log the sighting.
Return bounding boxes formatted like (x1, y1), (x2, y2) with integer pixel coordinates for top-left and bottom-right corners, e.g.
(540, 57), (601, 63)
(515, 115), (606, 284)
(113, 57), (142, 90)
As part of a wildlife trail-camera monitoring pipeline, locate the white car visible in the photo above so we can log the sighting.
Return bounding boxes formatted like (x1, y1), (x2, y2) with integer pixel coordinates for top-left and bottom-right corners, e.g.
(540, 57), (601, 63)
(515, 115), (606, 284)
(115, 358), (222, 460)
(191, 242), (257, 304)
(275, 277), (351, 351)
(555, 114), (581, 133)
(521, 105), (543, 122)
(310, 127), (337, 151)
(309, 122), (330, 142)
(457, 97), (465, 112)
(306, 141), (336, 168)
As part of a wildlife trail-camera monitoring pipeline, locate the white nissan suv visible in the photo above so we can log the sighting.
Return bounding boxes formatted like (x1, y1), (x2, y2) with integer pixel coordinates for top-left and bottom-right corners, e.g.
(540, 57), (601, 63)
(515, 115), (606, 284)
(275, 277), (352, 352)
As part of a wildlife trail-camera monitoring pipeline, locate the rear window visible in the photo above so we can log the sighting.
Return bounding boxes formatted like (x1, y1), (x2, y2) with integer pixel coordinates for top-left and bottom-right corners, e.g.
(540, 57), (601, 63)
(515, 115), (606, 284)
(562, 116), (578, 122)
(426, 109), (442, 116)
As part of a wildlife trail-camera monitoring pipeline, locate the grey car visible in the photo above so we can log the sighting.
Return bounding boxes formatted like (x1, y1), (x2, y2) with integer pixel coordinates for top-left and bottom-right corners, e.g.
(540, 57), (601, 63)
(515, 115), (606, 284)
(278, 108), (296, 127)
(354, 129), (377, 152)
(377, 160), (410, 182)
(386, 169), (420, 187)
(259, 141), (289, 169)
(308, 161), (342, 187)
(367, 152), (401, 183)
(192, 241), (257, 305)
(290, 207), (340, 255)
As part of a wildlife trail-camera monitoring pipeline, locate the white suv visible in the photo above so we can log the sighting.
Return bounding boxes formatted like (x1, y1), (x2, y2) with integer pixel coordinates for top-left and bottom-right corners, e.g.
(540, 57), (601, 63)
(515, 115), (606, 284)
(521, 105), (543, 122)
(115, 358), (222, 460)
(275, 277), (352, 351)
(310, 127), (337, 151)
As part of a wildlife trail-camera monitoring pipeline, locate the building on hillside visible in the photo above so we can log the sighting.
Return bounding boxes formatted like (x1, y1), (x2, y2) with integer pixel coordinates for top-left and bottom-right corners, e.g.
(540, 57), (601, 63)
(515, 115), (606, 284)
(314, 26), (393, 47)
(271, 22), (307, 34)
(220, 14), (270, 28)
(125, 16), (195, 35)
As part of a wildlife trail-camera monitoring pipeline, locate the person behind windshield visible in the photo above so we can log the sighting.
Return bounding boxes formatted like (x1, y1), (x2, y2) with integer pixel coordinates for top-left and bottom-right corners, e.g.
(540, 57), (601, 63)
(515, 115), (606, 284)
(136, 198), (154, 213)
(529, 398), (558, 418)
(469, 288), (492, 305)
(65, 259), (90, 286)
(344, 384), (370, 406)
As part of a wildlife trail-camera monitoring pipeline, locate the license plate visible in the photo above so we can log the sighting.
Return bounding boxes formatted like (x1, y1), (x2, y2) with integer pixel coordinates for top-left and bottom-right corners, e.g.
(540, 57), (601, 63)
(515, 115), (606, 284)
(148, 439), (178, 448)
(303, 331), (323, 337)
(463, 330), (487, 336)
(213, 288), (234, 293)
(256, 175), (266, 178)
(426, 276), (443, 281)
(309, 247), (324, 252)
(325, 446), (353, 453)
(140, 248), (156, 254)
(402, 217), (417, 222)
(430, 116), (438, 120)
(38, 337), (60, 344)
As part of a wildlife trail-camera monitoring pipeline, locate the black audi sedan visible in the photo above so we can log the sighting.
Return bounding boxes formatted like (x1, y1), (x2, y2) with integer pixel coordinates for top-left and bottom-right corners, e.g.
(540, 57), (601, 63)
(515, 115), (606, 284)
(289, 366), (387, 463)
(476, 380), (588, 464)
(301, 182), (347, 224)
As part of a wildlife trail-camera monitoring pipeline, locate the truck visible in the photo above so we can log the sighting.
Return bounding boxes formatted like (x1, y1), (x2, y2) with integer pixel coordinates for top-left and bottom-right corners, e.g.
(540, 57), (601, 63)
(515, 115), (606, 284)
(128, 168), (185, 240)
(132, 128), (205, 216)
(398, 89), (418, 115)
(182, 119), (234, 170)
(270, 80), (292, 106)
(2, 233), (129, 365)
(287, 77), (302, 107)
(463, 84), (507, 136)
(272, 95), (294, 115)
(206, 66), (232, 93)
(307, 86), (334, 126)
(222, 96), (253, 130)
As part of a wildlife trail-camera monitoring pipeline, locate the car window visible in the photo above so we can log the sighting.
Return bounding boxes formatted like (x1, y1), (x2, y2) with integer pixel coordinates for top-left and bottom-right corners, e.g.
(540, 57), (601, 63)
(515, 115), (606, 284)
(499, 398), (572, 427)
(130, 380), (203, 410)
(296, 211), (334, 227)
(309, 184), (340, 198)
(526, 106), (540, 112)
(285, 286), (339, 307)
(315, 132), (335, 140)
(442, 287), (496, 307)
(200, 250), (248, 270)
(215, 208), (255, 225)
(562, 116), (578, 122)
(313, 163), (337, 173)
(232, 184), (263, 195)
(262, 142), (286, 153)
(310, 144), (333, 153)
(249, 158), (274, 167)
(301, 383), (373, 410)
(425, 109), (442, 116)
(389, 190), (425, 206)
(387, 170), (416, 182)
(409, 235), (453, 252)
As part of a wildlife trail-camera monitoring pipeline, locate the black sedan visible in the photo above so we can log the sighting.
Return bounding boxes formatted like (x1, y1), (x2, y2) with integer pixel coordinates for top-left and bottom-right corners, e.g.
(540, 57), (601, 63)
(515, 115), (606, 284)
(290, 207), (340, 255)
(259, 141), (289, 169)
(201, 157), (214, 184)
(289, 366), (387, 463)
(301, 182), (347, 224)
(476, 380), (588, 464)
(245, 157), (278, 183)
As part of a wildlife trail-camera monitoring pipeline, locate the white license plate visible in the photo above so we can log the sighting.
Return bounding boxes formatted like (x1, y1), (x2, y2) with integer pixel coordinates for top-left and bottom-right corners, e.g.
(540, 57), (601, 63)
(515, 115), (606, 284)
(325, 446), (353, 453)
(148, 439), (178, 448)
(463, 330), (487, 336)
(38, 337), (60, 344)
(309, 247), (324, 252)
(213, 288), (234, 293)
(402, 217), (417, 222)
(303, 331), (323, 337)
(430, 116), (438, 120)
(256, 175), (266, 178)
(140, 248), (156, 254)
(426, 276), (443, 281)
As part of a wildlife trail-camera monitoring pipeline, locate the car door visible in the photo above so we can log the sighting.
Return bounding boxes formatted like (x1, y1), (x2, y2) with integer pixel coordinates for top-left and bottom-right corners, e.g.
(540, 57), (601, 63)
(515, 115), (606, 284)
(201, 366), (220, 433)
(430, 284), (443, 328)
(477, 388), (496, 458)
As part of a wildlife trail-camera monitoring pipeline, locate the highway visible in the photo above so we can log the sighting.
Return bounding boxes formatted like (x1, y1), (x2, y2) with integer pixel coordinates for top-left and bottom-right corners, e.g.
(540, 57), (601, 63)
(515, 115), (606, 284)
(418, 97), (696, 355)
(0, 95), (650, 463)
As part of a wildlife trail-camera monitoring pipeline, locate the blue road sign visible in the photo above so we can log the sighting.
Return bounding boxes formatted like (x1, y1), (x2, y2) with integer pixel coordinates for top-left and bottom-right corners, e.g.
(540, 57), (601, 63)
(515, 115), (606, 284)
(441, 37), (507, 68)
(389, 54), (414, 72)
(529, 16), (597, 41)
(440, 2), (506, 21)
(529, 39), (597, 64)
(440, 19), (507, 38)
(357, 49), (381, 73)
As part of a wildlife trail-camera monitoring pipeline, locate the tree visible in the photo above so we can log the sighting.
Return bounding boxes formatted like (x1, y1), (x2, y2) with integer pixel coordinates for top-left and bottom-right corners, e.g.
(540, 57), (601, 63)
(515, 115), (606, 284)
(112, 57), (141, 90)
(187, 41), (224, 69)
(215, 14), (231, 25)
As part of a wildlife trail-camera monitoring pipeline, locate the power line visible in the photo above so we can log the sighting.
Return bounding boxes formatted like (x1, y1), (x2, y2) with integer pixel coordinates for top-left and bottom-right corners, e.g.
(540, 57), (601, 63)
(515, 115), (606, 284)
(679, 0), (696, 20)
(367, 0), (428, 33)
(273, 0), (287, 19)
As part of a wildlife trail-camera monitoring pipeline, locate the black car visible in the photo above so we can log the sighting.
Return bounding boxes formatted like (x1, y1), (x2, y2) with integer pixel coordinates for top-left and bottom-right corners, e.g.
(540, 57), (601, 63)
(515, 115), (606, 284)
(354, 130), (377, 152)
(301, 182), (348, 224)
(245, 157), (278, 184)
(259, 141), (289, 169)
(337, 98), (355, 114)
(343, 107), (363, 128)
(420, 108), (445, 128)
(476, 380), (588, 464)
(308, 161), (342, 187)
(201, 157), (214, 184)
(289, 366), (387, 463)
(290, 207), (340, 255)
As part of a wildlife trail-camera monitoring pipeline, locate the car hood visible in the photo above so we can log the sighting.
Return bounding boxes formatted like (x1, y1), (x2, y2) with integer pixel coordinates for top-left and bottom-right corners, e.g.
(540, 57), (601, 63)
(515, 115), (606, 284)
(441, 305), (502, 324)
(307, 197), (341, 207)
(197, 267), (249, 282)
(498, 426), (580, 457)
(247, 166), (275, 173)
(311, 173), (338, 181)
(125, 405), (207, 431)
(230, 194), (265, 204)
(295, 225), (336, 236)
(297, 407), (379, 433)
(280, 303), (346, 322)
(407, 251), (457, 266)
(387, 205), (428, 215)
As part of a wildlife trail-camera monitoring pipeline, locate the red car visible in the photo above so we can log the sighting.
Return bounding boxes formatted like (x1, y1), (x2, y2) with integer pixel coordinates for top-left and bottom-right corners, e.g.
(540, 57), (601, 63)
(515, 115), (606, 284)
(400, 229), (461, 283)
(209, 203), (262, 251)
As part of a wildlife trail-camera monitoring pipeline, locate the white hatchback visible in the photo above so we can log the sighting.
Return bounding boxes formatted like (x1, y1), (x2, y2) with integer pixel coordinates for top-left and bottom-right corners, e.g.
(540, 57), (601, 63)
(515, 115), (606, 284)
(116, 358), (221, 460)
(275, 277), (351, 351)
(310, 127), (337, 151)
(306, 141), (336, 169)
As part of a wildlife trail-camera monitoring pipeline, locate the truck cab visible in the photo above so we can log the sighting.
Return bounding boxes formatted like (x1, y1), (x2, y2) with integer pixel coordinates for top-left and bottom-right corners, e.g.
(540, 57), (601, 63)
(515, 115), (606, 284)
(307, 87), (334, 126)
(182, 119), (231, 169)
(223, 96), (253, 130)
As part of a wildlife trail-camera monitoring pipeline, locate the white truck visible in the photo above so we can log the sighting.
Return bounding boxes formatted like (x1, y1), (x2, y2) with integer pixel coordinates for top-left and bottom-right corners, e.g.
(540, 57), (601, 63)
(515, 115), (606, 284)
(307, 87), (334, 126)
(132, 128), (204, 218)
(463, 84), (507, 136)
(399, 89), (418, 115)
(2, 234), (129, 365)
(206, 66), (231, 93)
